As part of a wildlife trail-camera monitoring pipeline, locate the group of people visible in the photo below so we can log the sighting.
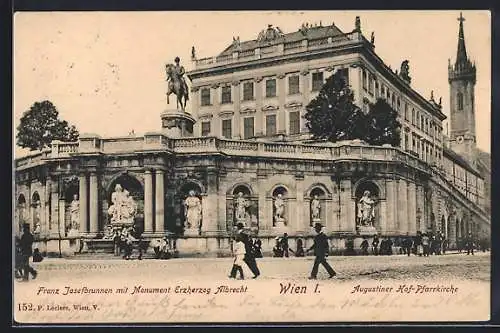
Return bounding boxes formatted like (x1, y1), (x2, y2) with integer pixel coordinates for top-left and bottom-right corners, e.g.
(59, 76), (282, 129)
(14, 223), (40, 281)
(272, 233), (305, 258)
(230, 222), (336, 280)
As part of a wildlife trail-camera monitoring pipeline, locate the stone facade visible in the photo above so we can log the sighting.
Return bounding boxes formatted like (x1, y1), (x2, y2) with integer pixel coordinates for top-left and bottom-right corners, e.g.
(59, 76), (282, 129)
(14, 15), (490, 256)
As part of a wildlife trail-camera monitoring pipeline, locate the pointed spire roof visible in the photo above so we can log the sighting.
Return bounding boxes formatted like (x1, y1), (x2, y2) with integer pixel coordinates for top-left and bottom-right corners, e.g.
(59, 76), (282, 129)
(455, 12), (468, 69)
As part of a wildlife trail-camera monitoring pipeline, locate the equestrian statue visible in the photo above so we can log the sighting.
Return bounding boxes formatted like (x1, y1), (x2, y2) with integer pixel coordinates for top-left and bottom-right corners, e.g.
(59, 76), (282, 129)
(165, 56), (189, 111)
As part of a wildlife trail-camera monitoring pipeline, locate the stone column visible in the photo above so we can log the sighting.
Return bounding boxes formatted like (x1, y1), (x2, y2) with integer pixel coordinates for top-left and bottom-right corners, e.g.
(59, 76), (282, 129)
(385, 178), (396, 235)
(89, 172), (99, 234)
(50, 178), (59, 236)
(397, 179), (408, 234)
(295, 176), (304, 233)
(408, 182), (417, 234)
(44, 178), (51, 236)
(349, 66), (362, 108)
(379, 199), (387, 234)
(257, 175), (267, 231)
(415, 184), (424, 233)
(340, 179), (354, 232)
(79, 173), (89, 234)
(155, 170), (165, 233)
(202, 170), (219, 235)
(144, 170), (153, 233)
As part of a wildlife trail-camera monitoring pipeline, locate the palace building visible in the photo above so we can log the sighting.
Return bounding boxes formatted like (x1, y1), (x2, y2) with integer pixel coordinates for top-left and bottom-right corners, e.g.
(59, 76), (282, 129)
(14, 14), (490, 256)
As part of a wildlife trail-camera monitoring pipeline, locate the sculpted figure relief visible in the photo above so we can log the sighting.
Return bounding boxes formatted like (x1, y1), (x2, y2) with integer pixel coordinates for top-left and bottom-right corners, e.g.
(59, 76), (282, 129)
(184, 190), (202, 230)
(70, 194), (80, 230)
(274, 193), (285, 221)
(311, 195), (321, 221)
(357, 190), (376, 226)
(108, 184), (137, 225)
(234, 192), (249, 222)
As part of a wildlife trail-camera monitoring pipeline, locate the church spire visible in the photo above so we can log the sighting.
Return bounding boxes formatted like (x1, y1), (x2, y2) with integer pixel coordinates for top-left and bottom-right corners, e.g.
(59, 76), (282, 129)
(455, 12), (468, 69)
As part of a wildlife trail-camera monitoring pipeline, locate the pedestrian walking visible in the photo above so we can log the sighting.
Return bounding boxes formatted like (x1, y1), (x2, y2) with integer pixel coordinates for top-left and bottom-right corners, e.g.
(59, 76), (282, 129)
(403, 233), (413, 257)
(236, 223), (260, 278)
(19, 223), (37, 281)
(466, 232), (474, 255)
(307, 223), (336, 279)
(422, 233), (430, 257)
(281, 233), (289, 257)
(228, 234), (245, 280)
(372, 235), (379, 255)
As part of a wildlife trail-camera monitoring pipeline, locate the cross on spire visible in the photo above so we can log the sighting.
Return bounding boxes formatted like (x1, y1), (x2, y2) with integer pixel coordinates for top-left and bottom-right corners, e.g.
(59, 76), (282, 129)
(458, 12), (465, 23)
(455, 12), (468, 69)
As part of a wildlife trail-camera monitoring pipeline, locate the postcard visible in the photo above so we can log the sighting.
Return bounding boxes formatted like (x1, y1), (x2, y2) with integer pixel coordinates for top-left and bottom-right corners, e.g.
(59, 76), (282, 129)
(13, 10), (491, 324)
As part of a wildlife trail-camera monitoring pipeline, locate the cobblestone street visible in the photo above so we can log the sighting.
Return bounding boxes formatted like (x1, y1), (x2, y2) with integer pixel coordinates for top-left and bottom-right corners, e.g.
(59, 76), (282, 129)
(20, 252), (490, 283)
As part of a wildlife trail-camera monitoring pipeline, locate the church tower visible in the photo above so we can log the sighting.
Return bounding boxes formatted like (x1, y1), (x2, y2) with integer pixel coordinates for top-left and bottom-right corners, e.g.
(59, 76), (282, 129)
(448, 12), (477, 165)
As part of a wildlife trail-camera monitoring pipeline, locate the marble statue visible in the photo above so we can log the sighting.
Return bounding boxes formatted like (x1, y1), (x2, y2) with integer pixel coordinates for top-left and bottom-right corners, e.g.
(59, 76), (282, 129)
(311, 195), (321, 221)
(357, 190), (375, 226)
(274, 193), (285, 222)
(108, 184), (137, 226)
(234, 192), (248, 223)
(70, 194), (80, 230)
(184, 190), (202, 230)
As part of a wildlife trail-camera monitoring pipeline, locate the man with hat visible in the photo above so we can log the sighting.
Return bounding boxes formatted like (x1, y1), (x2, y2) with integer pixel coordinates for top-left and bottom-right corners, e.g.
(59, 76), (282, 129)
(19, 223), (37, 281)
(235, 222), (260, 278)
(307, 223), (336, 279)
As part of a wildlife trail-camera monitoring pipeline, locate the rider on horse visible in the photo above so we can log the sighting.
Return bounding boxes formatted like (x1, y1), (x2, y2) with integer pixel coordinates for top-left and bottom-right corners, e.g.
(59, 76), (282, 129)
(166, 57), (189, 110)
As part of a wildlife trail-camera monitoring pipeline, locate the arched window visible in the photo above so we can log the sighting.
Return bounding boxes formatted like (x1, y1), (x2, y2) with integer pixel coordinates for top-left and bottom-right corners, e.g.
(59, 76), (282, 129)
(457, 92), (464, 111)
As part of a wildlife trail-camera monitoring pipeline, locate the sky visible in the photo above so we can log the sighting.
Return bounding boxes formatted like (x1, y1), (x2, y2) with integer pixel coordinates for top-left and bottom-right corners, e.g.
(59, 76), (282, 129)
(13, 10), (491, 157)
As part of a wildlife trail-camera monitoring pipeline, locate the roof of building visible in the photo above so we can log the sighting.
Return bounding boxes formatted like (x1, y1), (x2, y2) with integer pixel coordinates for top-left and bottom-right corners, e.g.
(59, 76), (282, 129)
(443, 146), (481, 178)
(218, 23), (350, 57)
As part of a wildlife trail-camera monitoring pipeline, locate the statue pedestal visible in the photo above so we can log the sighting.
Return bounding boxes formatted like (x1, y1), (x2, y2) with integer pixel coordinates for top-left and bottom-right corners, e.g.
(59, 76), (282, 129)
(312, 218), (322, 225)
(273, 218), (289, 235)
(184, 228), (200, 237)
(161, 109), (195, 138)
(357, 225), (377, 236)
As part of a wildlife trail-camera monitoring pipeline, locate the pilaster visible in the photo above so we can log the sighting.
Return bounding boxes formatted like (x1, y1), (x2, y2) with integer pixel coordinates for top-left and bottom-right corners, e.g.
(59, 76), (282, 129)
(155, 170), (165, 233)
(144, 170), (153, 233)
(79, 173), (89, 233)
(89, 172), (99, 234)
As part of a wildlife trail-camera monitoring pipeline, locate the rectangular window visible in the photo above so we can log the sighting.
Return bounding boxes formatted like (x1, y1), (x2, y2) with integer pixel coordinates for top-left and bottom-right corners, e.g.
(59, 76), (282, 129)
(337, 68), (349, 85)
(387, 90), (391, 100)
(362, 70), (367, 90)
(243, 117), (254, 139)
(312, 72), (324, 91)
(397, 97), (401, 110)
(289, 111), (300, 135)
(266, 79), (277, 97)
(375, 82), (379, 98)
(381, 86), (385, 99)
(243, 82), (254, 101)
(405, 133), (409, 150)
(266, 114), (276, 136)
(221, 86), (231, 104)
(201, 88), (211, 106)
(201, 121), (211, 136)
(368, 74), (374, 95)
(222, 119), (232, 139)
(404, 103), (409, 120)
(288, 75), (300, 95)
(412, 138), (416, 152)
(411, 108), (415, 125)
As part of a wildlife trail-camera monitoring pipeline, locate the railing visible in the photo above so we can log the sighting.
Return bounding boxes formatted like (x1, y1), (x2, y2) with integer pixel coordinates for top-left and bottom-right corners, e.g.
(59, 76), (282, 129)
(193, 32), (360, 70)
(15, 149), (51, 169)
(50, 141), (79, 158)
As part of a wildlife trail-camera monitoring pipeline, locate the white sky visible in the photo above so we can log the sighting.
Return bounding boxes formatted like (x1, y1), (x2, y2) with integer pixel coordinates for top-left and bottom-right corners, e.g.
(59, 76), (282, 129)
(13, 10), (491, 157)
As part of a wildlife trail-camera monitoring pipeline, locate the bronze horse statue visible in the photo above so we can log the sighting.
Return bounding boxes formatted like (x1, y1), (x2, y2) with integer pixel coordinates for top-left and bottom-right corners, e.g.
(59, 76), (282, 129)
(165, 64), (189, 111)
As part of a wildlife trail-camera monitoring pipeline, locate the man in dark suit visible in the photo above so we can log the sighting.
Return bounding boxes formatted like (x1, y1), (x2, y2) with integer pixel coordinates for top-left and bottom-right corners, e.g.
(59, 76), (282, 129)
(20, 223), (37, 281)
(307, 223), (336, 279)
(236, 223), (260, 279)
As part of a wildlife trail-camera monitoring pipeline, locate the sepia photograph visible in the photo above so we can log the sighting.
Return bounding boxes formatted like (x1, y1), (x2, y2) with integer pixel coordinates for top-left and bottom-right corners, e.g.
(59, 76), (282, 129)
(13, 10), (491, 323)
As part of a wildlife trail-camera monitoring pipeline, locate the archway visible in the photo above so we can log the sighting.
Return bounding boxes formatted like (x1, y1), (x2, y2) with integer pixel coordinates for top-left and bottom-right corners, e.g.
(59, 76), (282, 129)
(354, 181), (380, 229)
(175, 181), (204, 233)
(17, 194), (27, 234)
(271, 186), (288, 227)
(228, 184), (258, 231)
(31, 192), (41, 233)
(108, 174), (144, 233)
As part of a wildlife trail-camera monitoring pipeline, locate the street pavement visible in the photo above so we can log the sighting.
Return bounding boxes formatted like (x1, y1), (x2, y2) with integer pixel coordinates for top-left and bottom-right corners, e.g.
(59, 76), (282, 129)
(21, 251), (490, 283)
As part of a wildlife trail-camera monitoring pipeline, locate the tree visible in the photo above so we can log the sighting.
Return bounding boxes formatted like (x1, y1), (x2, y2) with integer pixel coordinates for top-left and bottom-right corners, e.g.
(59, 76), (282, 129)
(16, 100), (79, 151)
(304, 70), (366, 142)
(365, 98), (401, 146)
